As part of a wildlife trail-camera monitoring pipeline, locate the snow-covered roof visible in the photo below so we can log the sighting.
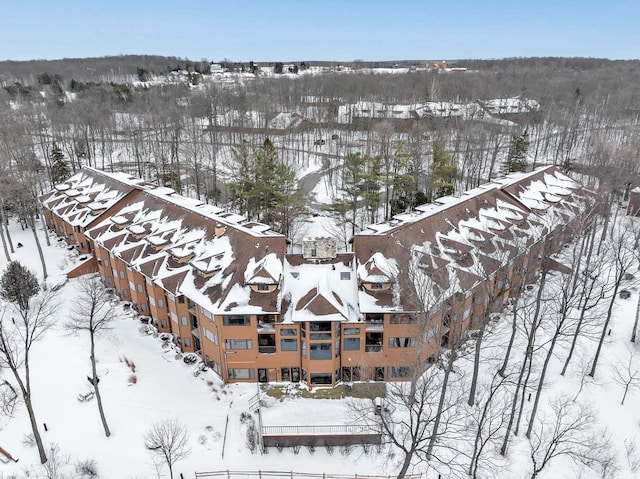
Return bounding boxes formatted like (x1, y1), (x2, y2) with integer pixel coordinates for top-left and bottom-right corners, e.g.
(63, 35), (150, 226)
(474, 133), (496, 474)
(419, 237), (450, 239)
(280, 254), (360, 323)
(40, 167), (151, 228)
(86, 181), (287, 315)
(479, 96), (540, 115)
(353, 166), (594, 313)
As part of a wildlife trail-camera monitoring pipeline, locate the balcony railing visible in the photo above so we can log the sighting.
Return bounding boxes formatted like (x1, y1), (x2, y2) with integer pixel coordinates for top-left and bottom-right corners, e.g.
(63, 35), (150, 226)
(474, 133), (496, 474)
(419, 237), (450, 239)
(259, 345), (277, 354)
(257, 322), (276, 332)
(365, 343), (382, 353)
(365, 321), (384, 331)
(262, 424), (380, 436)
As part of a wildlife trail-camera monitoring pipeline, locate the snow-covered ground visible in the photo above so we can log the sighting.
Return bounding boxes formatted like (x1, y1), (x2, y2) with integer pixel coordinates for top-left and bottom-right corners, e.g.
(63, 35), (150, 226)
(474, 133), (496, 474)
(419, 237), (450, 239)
(0, 222), (389, 479)
(2, 216), (640, 478)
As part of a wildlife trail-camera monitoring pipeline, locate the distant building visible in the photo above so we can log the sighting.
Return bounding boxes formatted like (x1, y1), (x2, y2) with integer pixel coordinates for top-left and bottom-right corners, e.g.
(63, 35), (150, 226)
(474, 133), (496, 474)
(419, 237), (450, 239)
(427, 61), (446, 71)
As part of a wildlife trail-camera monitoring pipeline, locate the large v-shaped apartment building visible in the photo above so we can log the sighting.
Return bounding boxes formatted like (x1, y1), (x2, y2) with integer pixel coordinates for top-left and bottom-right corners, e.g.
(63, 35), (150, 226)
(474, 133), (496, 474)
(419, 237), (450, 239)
(41, 166), (595, 386)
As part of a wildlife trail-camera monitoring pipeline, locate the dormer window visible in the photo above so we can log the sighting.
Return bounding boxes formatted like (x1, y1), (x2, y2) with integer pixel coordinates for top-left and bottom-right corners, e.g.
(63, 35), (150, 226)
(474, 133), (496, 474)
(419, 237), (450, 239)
(127, 224), (148, 241)
(340, 272), (351, 280)
(194, 265), (221, 279)
(250, 282), (275, 293)
(110, 215), (131, 230)
(371, 283), (383, 290)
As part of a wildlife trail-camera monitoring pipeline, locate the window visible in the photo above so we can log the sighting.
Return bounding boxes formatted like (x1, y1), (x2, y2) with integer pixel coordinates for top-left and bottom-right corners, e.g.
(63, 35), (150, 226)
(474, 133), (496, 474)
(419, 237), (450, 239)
(129, 281), (135, 292)
(425, 325), (439, 340)
(280, 338), (297, 351)
(170, 312), (178, 323)
(365, 332), (383, 352)
(258, 334), (276, 354)
(281, 368), (290, 381)
(122, 289), (129, 298)
(203, 328), (218, 344)
(119, 271), (125, 279)
(228, 368), (255, 380)
(149, 296), (156, 307)
(371, 283), (383, 290)
(158, 298), (165, 309)
(257, 284), (270, 291)
(340, 272), (351, 280)
(310, 332), (332, 340)
(310, 248), (317, 257)
(160, 320), (167, 329)
(310, 343), (332, 360)
(374, 367), (385, 381)
(183, 337), (191, 348)
(302, 341), (307, 358)
(223, 316), (251, 326)
(309, 322), (332, 332)
(291, 367), (300, 382)
(388, 366), (413, 378)
(258, 368), (268, 383)
(341, 366), (361, 382)
(344, 338), (360, 351)
(178, 296), (185, 304)
(140, 303), (147, 312)
(280, 328), (297, 336)
(225, 339), (252, 350)
(390, 314), (417, 324)
(389, 337), (416, 348)
(137, 284), (144, 293)
(168, 293), (175, 302)
(344, 327), (360, 335)
(200, 306), (213, 320)
(310, 373), (332, 385)
(181, 316), (188, 326)
(104, 259), (110, 267)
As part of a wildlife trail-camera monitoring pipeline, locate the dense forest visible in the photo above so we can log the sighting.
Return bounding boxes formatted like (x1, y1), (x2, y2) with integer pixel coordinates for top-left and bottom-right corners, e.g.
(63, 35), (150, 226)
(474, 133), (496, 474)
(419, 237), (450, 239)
(0, 55), (639, 244)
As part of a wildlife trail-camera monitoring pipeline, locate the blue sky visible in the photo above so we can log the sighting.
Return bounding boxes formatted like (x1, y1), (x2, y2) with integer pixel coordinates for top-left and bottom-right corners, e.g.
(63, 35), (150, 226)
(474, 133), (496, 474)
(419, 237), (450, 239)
(1, 0), (637, 61)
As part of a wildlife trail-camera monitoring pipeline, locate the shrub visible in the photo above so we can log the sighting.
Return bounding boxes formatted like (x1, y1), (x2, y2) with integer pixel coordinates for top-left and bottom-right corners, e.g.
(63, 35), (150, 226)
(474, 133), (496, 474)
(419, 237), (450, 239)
(75, 458), (99, 478)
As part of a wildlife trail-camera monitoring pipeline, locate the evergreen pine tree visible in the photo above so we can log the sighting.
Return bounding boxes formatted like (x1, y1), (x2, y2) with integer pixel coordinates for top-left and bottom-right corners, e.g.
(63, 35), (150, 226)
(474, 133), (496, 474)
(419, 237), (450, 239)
(0, 261), (40, 313)
(431, 139), (456, 199)
(505, 130), (529, 173)
(335, 152), (366, 236)
(50, 142), (70, 185)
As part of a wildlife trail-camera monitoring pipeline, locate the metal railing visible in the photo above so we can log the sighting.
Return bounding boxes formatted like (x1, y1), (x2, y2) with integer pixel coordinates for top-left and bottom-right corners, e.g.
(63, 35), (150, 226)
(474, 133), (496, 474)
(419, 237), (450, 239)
(262, 424), (380, 436)
(365, 344), (382, 353)
(195, 471), (422, 479)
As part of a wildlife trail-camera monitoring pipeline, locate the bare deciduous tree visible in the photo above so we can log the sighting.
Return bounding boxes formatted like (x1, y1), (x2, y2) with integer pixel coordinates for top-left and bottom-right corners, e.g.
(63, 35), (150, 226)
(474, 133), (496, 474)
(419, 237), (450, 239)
(528, 396), (614, 479)
(144, 418), (191, 479)
(66, 275), (115, 437)
(0, 261), (57, 464)
(590, 220), (638, 378)
(611, 349), (640, 405)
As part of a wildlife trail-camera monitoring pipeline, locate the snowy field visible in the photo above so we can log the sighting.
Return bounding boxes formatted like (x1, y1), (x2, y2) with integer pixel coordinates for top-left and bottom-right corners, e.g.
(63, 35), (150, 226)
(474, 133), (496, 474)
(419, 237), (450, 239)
(2, 216), (640, 479)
